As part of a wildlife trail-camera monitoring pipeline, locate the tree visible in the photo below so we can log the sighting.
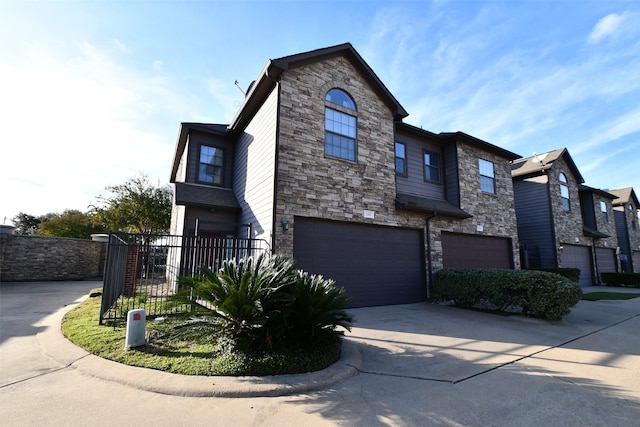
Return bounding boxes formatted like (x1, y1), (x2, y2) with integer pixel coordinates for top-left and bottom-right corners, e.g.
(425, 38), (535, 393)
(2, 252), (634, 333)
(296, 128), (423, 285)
(92, 175), (172, 234)
(38, 210), (106, 239)
(11, 212), (42, 235)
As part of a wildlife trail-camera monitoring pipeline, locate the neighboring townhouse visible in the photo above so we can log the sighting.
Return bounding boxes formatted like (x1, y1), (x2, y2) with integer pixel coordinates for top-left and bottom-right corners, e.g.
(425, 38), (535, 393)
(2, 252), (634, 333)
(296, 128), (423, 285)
(170, 43), (521, 307)
(609, 187), (640, 272)
(578, 184), (619, 279)
(511, 148), (618, 286)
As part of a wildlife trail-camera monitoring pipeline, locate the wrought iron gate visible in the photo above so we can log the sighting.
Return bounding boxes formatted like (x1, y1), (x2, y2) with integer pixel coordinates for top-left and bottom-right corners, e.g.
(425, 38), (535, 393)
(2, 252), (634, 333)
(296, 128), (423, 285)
(99, 232), (270, 324)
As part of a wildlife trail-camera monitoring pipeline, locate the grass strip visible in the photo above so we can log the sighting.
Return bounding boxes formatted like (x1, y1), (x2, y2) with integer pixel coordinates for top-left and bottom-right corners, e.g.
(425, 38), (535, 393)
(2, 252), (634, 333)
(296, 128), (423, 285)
(581, 292), (640, 301)
(62, 289), (341, 376)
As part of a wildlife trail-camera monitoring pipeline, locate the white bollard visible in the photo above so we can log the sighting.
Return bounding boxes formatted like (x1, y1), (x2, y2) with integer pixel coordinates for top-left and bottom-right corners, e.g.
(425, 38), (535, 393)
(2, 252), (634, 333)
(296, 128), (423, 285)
(125, 309), (146, 349)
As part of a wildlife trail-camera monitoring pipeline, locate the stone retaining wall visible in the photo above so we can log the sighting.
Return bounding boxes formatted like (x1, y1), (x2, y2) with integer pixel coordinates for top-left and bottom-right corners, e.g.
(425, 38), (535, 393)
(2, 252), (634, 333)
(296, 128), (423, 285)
(0, 233), (107, 282)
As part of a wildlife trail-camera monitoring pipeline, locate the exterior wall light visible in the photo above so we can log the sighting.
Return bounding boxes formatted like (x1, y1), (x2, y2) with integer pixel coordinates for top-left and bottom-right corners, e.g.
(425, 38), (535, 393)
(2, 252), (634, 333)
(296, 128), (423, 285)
(281, 218), (290, 232)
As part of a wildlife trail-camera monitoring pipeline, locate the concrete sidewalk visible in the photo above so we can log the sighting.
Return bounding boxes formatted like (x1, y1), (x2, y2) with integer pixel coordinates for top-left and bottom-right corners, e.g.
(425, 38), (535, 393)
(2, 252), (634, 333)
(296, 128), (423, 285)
(1, 281), (639, 426)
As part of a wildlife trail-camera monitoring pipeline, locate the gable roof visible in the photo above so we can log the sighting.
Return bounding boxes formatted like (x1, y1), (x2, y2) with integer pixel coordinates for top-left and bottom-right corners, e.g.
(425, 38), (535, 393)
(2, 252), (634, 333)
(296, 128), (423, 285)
(439, 131), (521, 160)
(229, 43), (409, 132)
(578, 184), (618, 200)
(511, 147), (584, 182)
(609, 187), (639, 207)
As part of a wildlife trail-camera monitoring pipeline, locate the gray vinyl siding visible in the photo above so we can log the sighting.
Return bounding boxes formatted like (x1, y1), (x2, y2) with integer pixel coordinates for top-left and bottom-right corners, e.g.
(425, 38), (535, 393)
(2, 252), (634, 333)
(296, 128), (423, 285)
(614, 209), (631, 259)
(175, 137), (188, 182)
(513, 176), (556, 267)
(395, 134), (444, 199)
(443, 143), (459, 206)
(580, 192), (596, 229)
(233, 88), (278, 240)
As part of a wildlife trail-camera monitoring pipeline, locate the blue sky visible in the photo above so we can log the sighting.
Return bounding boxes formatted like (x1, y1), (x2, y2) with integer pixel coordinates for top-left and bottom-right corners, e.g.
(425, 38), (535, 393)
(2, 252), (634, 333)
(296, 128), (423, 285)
(1, 0), (639, 224)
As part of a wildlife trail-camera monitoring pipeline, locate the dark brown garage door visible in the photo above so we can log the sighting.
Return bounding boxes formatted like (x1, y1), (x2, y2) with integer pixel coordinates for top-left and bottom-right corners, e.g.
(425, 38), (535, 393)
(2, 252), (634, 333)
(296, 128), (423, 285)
(441, 232), (513, 269)
(561, 244), (594, 287)
(633, 251), (640, 273)
(293, 217), (425, 308)
(595, 247), (617, 280)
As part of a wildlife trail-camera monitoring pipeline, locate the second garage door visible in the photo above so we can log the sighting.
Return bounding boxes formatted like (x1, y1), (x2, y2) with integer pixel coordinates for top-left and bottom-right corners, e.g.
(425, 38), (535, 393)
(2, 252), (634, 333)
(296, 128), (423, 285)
(441, 232), (513, 269)
(595, 247), (617, 281)
(293, 218), (425, 308)
(561, 244), (594, 286)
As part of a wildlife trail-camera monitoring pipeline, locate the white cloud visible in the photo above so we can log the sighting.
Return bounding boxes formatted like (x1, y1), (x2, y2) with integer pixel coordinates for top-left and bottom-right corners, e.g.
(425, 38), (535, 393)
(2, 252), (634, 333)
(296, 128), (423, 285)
(0, 42), (185, 222)
(152, 60), (164, 72)
(588, 12), (628, 44)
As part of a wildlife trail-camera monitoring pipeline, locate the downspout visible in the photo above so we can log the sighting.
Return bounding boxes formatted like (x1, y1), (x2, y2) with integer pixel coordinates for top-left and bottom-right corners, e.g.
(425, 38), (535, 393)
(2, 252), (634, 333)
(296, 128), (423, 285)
(591, 238), (599, 285)
(425, 212), (436, 299)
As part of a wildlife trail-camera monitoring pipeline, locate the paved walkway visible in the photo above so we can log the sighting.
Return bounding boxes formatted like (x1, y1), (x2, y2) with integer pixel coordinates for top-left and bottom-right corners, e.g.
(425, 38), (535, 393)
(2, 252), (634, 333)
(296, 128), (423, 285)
(1, 281), (639, 426)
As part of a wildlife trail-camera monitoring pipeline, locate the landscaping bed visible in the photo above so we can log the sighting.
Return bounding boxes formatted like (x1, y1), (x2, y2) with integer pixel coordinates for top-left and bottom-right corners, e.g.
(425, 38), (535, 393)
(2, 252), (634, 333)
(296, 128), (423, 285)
(65, 254), (353, 376)
(433, 268), (582, 320)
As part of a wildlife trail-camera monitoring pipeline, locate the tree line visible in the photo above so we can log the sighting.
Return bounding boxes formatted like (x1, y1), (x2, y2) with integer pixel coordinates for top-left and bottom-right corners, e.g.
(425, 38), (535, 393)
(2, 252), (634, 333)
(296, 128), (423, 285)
(11, 175), (172, 239)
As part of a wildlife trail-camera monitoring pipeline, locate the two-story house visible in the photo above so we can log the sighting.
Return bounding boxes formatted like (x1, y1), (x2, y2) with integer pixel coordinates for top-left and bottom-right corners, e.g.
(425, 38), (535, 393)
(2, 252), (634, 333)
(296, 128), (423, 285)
(610, 187), (640, 272)
(170, 43), (521, 307)
(511, 148), (618, 286)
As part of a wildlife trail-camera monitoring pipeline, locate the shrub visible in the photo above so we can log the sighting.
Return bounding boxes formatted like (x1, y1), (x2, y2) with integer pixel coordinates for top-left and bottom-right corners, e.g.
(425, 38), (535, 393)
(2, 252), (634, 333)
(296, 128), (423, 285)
(433, 268), (582, 320)
(172, 254), (352, 352)
(288, 271), (352, 344)
(600, 272), (640, 288)
(529, 267), (581, 283)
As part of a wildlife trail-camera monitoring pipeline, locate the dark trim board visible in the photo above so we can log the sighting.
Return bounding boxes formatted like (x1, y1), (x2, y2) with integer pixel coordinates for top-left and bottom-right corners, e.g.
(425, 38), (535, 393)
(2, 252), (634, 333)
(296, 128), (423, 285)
(293, 217), (425, 308)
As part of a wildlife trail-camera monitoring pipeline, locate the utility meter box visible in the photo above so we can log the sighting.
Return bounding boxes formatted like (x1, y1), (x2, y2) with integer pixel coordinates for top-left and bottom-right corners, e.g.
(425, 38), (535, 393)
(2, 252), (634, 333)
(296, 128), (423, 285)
(125, 309), (146, 349)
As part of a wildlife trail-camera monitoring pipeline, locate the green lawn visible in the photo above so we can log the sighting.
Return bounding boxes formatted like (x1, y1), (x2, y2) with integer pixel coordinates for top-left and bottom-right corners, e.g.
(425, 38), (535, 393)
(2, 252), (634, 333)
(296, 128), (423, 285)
(581, 292), (640, 301)
(62, 290), (341, 376)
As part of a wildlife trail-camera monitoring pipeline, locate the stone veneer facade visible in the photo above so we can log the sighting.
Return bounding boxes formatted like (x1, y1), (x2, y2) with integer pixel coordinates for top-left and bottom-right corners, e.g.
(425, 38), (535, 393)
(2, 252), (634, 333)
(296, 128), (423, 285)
(271, 56), (520, 273)
(430, 142), (520, 270)
(589, 192), (618, 250)
(543, 157), (606, 269)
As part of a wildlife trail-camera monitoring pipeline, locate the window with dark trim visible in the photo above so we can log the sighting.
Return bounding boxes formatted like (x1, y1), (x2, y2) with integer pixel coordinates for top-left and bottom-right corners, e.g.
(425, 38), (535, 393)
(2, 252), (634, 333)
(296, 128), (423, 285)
(559, 173), (570, 211)
(198, 145), (224, 185)
(395, 142), (407, 175)
(325, 89), (357, 162)
(479, 159), (495, 193)
(423, 150), (441, 183)
(600, 201), (608, 222)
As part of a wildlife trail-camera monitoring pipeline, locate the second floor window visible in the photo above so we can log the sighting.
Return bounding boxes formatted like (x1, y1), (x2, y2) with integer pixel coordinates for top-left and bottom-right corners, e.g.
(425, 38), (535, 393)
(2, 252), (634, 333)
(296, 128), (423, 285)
(559, 173), (570, 211)
(199, 145), (224, 185)
(600, 201), (608, 222)
(479, 159), (495, 193)
(325, 89), (357, 162)
(424, 150), (441, 182)
(395, 142), (407, 175)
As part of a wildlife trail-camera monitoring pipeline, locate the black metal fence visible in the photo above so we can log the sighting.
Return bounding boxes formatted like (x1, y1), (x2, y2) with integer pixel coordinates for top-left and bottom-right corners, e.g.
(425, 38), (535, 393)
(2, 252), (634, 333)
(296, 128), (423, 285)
(99, 232), (271, 324)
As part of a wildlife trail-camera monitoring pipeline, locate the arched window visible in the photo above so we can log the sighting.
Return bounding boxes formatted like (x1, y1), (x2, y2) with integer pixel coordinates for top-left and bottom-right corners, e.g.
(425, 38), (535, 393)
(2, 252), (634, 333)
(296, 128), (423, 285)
(559, 173), (570, 211)
(325, 89), (357, 161)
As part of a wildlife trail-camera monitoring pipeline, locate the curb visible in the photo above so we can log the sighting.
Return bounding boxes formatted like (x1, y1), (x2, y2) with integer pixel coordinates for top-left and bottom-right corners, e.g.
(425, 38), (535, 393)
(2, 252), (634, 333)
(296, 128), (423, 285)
(38, 298), (362, 397)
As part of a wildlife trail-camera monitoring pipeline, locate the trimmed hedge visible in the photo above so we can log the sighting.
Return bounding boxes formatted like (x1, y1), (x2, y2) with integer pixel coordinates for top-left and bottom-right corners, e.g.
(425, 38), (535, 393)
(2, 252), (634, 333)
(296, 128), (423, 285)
(528, 267), (581, 283)
(433, 268), (582, 320)
(600, 272), (640, 288)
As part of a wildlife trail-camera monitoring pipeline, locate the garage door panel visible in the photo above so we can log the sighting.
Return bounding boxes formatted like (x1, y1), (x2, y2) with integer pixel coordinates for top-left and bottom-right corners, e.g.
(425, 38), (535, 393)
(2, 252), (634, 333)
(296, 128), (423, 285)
(561, 244), (594, 287)
(442, 232), (512, 269)
(633, 251), (640, 273)
(294, 218), (425, 308)
(595, 247), (616, 276)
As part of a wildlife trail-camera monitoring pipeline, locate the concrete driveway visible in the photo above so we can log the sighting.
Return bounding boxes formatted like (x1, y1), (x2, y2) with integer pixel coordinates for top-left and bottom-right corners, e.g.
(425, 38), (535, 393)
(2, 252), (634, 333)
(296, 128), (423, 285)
(1, 281), (639, 426)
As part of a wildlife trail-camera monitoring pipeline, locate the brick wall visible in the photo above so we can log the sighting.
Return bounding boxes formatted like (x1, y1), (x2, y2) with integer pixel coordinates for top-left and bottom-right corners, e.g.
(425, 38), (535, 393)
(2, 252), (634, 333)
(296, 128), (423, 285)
(0, 234), (107, 282)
